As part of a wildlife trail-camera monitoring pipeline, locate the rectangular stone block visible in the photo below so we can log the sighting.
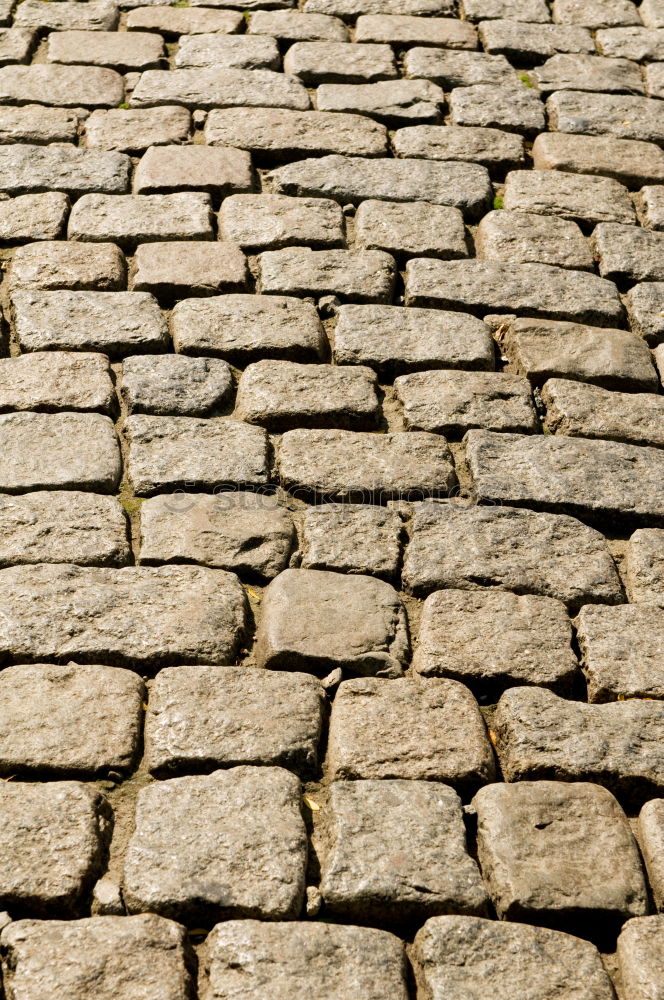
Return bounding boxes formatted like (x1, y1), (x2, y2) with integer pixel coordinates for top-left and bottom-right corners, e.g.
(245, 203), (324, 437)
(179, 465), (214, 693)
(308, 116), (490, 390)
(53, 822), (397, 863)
(9, 241), (126, 292)
(249, 9), (348, 40)
(479, 18), (594, 58)
(463, 0), (551, 19)
(0, 352), (115, 414)
(547, 90), (664, 144)
(259, 247), (395, 303)
(47, 29), (165, 72)
(503, 168), (635, 226)
(130, 68), (310, 110)
(299, 503), (403, 580)
(638, 807), (664, 911)
(394, 124), (525, 172)
(597, 24), (664, 59)
(127, 6), (243, 36)
(0, 193), (69, 243)
(404, 47), (514, 86)
(0, 104), (79, 143)
(304, 0), (456, 14)
(316, 79), (445, 126)
(542, 377), (664, 448)
(121, 354), (233, 416)
(15, 0), (118, 31)
(134, 144), (253, 197)
(176, 33), (280, 71)
(626, 281), (664, 346)
(219, 193), (344, 251)
(624, 527), (664, 605)
(68, 192), (213, 249)
(532, 132), (664, 188)
(355, 13), (477, 46)
(0, 64), (124, 108)
(532, 52), (643, 94)
(83, 106), (191, 154)
(0, 144), (129, 196)
(636, 184), (664, 229)
(594, 221), (664, 281)
(355, 199), (466, 260)
(553, 0), (639, 27)
(449, 83), (545, 137)
(475, 208), (593, 270)
(617, 915), (664, 1000)
(0, 27), (36, 67)
(283, 40), (397, 83)
(129, 242), (247, 300)
(576, 603), (664, 701)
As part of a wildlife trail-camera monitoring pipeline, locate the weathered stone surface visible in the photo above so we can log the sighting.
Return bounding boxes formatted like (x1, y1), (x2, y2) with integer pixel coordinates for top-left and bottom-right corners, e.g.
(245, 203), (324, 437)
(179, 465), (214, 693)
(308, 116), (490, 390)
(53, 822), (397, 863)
(9, 241), (126, 292)
(124, 766), (307, 923)
(547, 90), (664, 144)
(316, 79), (445, 125)
(412, 915), (615, 1000)
(11, 290), (168, 357)
(494, 687), (664, 804)
(479, 19), (594, 59)
(0, 144), (129, 196)
(642, 0), (664, 26)
(626, 281), (664, 345)
(278, 428), (457, 502)
(553, 0), (639, 26)
(0, 104), (77, 143)
(236, 360), (380, 430)
(204, 920), (409, 1000)
(130, 68), (310, 111)
(0, 564), (247, 668)
(617, 915), (664, 1000)
(0, 64), (123, 108)
(636, 183), (664, 229)
(15, 0), (118, 32)
(284, 40), (396, 83)
(145, 666), (323, 778)
(594, 222), (664, 281)
(0, 352), (114, 414)
(504, 169), (635, 226)
(139, 491), (294, 579)
(394, 124), (525, 171)
(130, 241), (247, 299)
(127, 6), (243, 36)
(403, 501), (623, 606)
(299, 503), (402, 579)
(68, 193), (214, 248)
(0, 781), (111, 917)
(220, 194), (344, 250)
(405, 260), (624, 327)
(356, 13), (476, 46)
(463, 0), (551, 19)
(355, 199), (466, 260)
(597, 24), (664, 58)
(657, 343), (664, 382)
(269, 155), (492, 217)
(413, 588), (578, 696)
(532, 52), (643, 93)
(135, 144), (253, 197)
(126, 415), (269, 495)
(645, 60), (664, 97)
(327, 677), (494, 788)
(0, 914), (195, 1000)
(171, 293), (326, 363)
(475, 209), (592, 270)
(47, 29), (164, 72)
(542, 378), (664, 448)
(320, 779), (487, 922)
(334, 303), (495, 377)
(259, 247), (395, 303)
(532, 132), (664, 188)
(576, 603), (664, 701)
(502, 317), (658, 391)
(250, 9), (347, 40)
(0, 193), (69, 242)
(449, 83), (544, 136)
(0, 27), (35, 67)
(255, 568), (409, 677)
(638, 803), (664, 910)
(473, 781), (648, 933)
(121, 354), (232, 416)
(177, 33), (280, 71)
(466, 429), (664, 526)
(0, 663), (143, 779)
(0, 491), (129, 568)
(624, 528), (664, 604)
(404, 47), (513, 87)
(304, 0), (456, 14)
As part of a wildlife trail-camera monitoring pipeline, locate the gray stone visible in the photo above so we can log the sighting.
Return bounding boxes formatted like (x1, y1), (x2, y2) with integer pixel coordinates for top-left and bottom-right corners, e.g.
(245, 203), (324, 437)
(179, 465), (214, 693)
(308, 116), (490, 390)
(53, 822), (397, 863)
(0, 663), (143, 779)
(130, 241), (248, 298)
(47, 30), (164, 72)
(316, 79), (445, 126)
(171, 293), (325, 363)
(14, 0), (118, 32)
(479, 19), (594, 59)
(127, 6), (243, 36)
(393, 124), (525, 171)
(299, 503), (402, 580)
(134, 144), (253, 198)
(532, 52), (643, 93)
(494, 687), (664, 804)
(0, 27), (35, 66)
(355, 13), (477, 46)
(395, 370), (537, 435)
(0, 563), (248, 668)
(319, 779), (487, 922)
(259, 247), (395, 303)
(205, 106), (386, 159)
(473, 781), (648, 933)
(638, 804), (664, 910)
(84, 106), (191, 153)
(219, 194), (344, 251)
(283, 40), (396, 83)
(256, 568), (409, 677)
(68, 192), (214, 249)
(624, 528), (664, 604)
(0, 104), (78, 143)
(0, 64), (123, 109)
(636, 184), (664, 228)
(405, 260), (624, 327)
(463, 0), (551, 19)
(11, 290), (168, 357)
(0, 194), (68, 243)
(531, 132), (664, 188)
(553, 0), (639, 26)
(449, 84), (544, 136)
(333, 304), (495, 377)
(0, 782), (111, 917)
(235, 360), (380, 431)
(0, 352), (115, 415)
(278, 428), (456, 503)
(502, 317), (658, 391)
(130, 68), (310, 111)
(542, 377), (664, 447)
(641, 0), (664, 26)
(626, 281), (664, 345)
(121, 354), (233, 416)
(403, 501), (623, 606)
(355, 199), (466, 260)
(176, 33), (280, 71)
(145, 666), (323, 778)
(594, 222), (664, 281)
(617, 915), (664, 1000)
(0, 491), (129, 568)
(0, 914), (194, 1000)
(304, 0), (455, 14)
(249, 9), (348, 40)
(0, 144), (129, 196)
(126, 415), (269, 495)
(413, 588), (578, 696)
(327, 676), (495, 788)
(467, 429), (664, 526)
(597, 24), (664, 58)
(9, 241), (126, 292)
(91, 878), (124, 918)
(645, 60), (664, 97)
(547, 90), (664, 144)
(475, 209), (593, 270)
(204, 920), (409, 1000)
(124, 766), (307, 923)
(269, 154), (492, 217)
(576, 603), (664, 701)
(404, 48), (514, 87)
(412, 915), (615, 1000)
(503, 169), (635, 225)
(0, 0), (12, 26)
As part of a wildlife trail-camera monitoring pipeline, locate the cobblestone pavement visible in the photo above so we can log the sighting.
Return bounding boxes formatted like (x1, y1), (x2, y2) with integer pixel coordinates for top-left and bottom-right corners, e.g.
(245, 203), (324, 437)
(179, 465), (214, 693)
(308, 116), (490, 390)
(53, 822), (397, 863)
(2, 0), (664, 998)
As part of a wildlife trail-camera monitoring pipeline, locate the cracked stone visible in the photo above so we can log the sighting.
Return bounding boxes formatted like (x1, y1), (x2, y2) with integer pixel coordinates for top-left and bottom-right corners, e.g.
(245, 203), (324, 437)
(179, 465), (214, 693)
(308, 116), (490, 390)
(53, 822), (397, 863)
(299, 503), (402, 579)
(9, 241), (126, 292)
(121, 354), (233, 416)
(624, 528), (664, 604)
(68, 192), (214, 248)
(576, 602), (664, 701)
(542, 377), (664, 448)
(475, 209), (592, 270)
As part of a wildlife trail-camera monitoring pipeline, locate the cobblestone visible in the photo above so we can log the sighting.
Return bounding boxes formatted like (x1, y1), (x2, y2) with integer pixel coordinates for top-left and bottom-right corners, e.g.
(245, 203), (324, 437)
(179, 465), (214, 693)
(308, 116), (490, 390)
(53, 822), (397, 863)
(624, 528), (664, 604)
(448, 83), (545, 136)
(475, 209), (593, 270)
(0, 144), (129, 196)
(129, 241), (248, 299)
(576, 603), (664, 700)
(542, 377), (664, 447)
(531, 132), (664, 188)
(130, 68), (310, 111)
(120, 354), (233, 416)
(220, 194), (344, 250)
(68, 193), (214, 248)
(393, 123), (525, 171)
(617, 915), (664, 1000)
(503, 169), (636, 225)
(176, 34), (280, 72)
(0, 352), (115, 413)
(299, 502), (402, 579)
(9, 241), (126, 292)
(284, 40), (397, 83)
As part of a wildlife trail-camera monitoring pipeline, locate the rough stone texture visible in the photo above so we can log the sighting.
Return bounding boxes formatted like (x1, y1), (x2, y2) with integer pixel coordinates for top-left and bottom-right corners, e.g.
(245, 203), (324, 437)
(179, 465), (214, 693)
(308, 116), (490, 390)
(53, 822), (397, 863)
(85, 107), (191, 153)
(0, 914), (195, 1000)
(134, 144), (253, 198)
(547, 90), (664, 144)
(412, 916), (615, 1000)
(130, 68), (310, 111)
(283, 40), (397, 84)
(0, 782), (111, 918)
(121, 354), (232, 416)
(404, 48), (514, 87)
(477, 209), (592, 270)
(479, 19), (594, 59)
(402, 501), (623, 607)
(638, 803), (664, 910)
(576, 603), (664, 701)
(645, 60), (664, 96)
(625, 281), (664, 345)
(412, 588), (579, 696)
(0, 564), (248, 668)
(393, 124), (525, 171)
(355, 200), (466, 260)
(277, 428), (457, 502)
(503, 169), (636, 225)
(319, 779), (488, 922)
(68, 193), (214, 249)
(0, 352), (114, 414)
(355, 13), (477, 46)
(624, 528), (664, 604)
(220, 194), (345, 251)
(0, 105), (77, 143)
(260, 247), (395, 303)
(255, 568), (409, 677)
(204, 920), (409, 1000)
(123, 766), (307, 924)
(130, 242), (247, 299)
(0, 192), (69, 243)
(127, 6), (243, 36)
(0, 663), (143, 779)
(9, 241), (126, 292)
(463, 0), (551, 19)
(466, 429), (664, 526)
(597, 25), (664, 59)
(532, 131), (664, 188)
(448, 84), (545, 137)
(327, 677), (495, 788)
(249, 9), (348, 41)
(177, 34), (281, 71)
(542, 377), (664, 448)
(493, 687), (664, 804)
(0, 27), (35, 66)
(14, 0), (118, 32)
(125, 415), (269, 495)
(642, 0), (664, 26)
(553, 0), (639, 27)
(595, 221), (664, 282)
(139, 491), (294, 580)
(144, 666), (324, 778)
(532, 52), (644, 93)
(637, 184), (664, 229)
(0, 144), (129, 197)
(0, 64), (123, 109)
(473, 781), (648, 933)
(47, 30), (165, 72)
(299, 503), (402, 580)
(316, 79), (445, 126)
(304, 0), (456, 13)
(617, 915), (664, 1000)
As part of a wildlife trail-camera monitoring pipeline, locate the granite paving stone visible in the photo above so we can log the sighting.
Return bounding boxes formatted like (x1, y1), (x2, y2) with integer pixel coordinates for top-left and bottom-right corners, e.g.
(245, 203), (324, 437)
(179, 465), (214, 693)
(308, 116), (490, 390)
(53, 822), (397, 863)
(644, 60), (664, 96)
(636, 183), (664, 228)
(503, 170), (636, 226)
(462, 0), (551, 19)
(542, 377), (664, 447)
(47, 30), (165, 72)
(475, 209), (593, 269)
(638, 802), (664, 910)
(134, 144), (254, 198)
(304, 0), (456, 13)
(130, 68), (311, 111)
(532, 52), (644, 93)
(0, 145), (130, 197)
(316, 79), (446, 126)
(283, 40), (397, 83)
(14, 0), (119, 32)
(617, 915), (664, 999)
(299, 502), (402, 579)
(0, 104), (78, 143)
(220, 194), (345, 250)
(144, 666), (323, 778)
(259, 247), (395, 302)
(594, 222), (664, 281)
(68, 192), (214, 249)
(249, 10), (348, 40)
(641, 0), (664, 26)
(597, 24), (664, 59)
(355, 14), (478, 46)
(127, 7), (243, 37)
(0, 64), (124, 109)
(625, 281), (664, 345)
(393, 124), (525, 172)
(404, 48), (514, 87)
(355, 200), (467, 259)
(479, 19), (594, 60)
(0, 27), (35, 66)
(531, 132), (664, 188)
(121, 354), (233, 416)
(624, 528), (664, 604)
(448, 84), (545, 136)
(553, 0), (640, 27)
(9, 241), (126, 292)
(656, 343), (664, 382)
(576, 602), (664, 700)
(130, 241), (247, 299)
(0, 353), (115, 414)
(176, 33), (281, 71)
(547, 90), (664, 144)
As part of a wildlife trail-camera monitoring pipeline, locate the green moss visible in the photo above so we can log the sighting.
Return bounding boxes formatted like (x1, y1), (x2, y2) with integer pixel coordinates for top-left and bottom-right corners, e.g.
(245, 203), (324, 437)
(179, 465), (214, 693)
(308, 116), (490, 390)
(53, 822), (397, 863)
(242, 9), (251, 21)
(172, 1), (190, 6)
(519, 73), (534, 88)
(492, 195), (504, 210)
(118, 102), (130, 110)
(117, 485), (145, 518)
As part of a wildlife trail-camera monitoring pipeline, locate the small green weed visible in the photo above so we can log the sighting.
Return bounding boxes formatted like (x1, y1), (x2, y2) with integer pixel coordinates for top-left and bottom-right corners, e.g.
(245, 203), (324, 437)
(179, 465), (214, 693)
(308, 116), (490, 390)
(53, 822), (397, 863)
(519, 73), (534, 88)
(493, 195), (504, 210)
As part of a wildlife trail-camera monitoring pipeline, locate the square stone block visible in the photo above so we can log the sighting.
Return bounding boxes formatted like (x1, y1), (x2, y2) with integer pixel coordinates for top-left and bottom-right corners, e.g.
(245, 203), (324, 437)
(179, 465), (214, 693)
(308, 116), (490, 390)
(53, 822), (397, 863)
(121, 354), (233, 417)
(130, 241), (247, 299)
(299, 502), (402, 580)
(624, 528), (664, 604)
(576, 603), (664, 701)
(355, 199), (467, 260)
(0, 352), (115, 414)
(617, 915), (664, 1000)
